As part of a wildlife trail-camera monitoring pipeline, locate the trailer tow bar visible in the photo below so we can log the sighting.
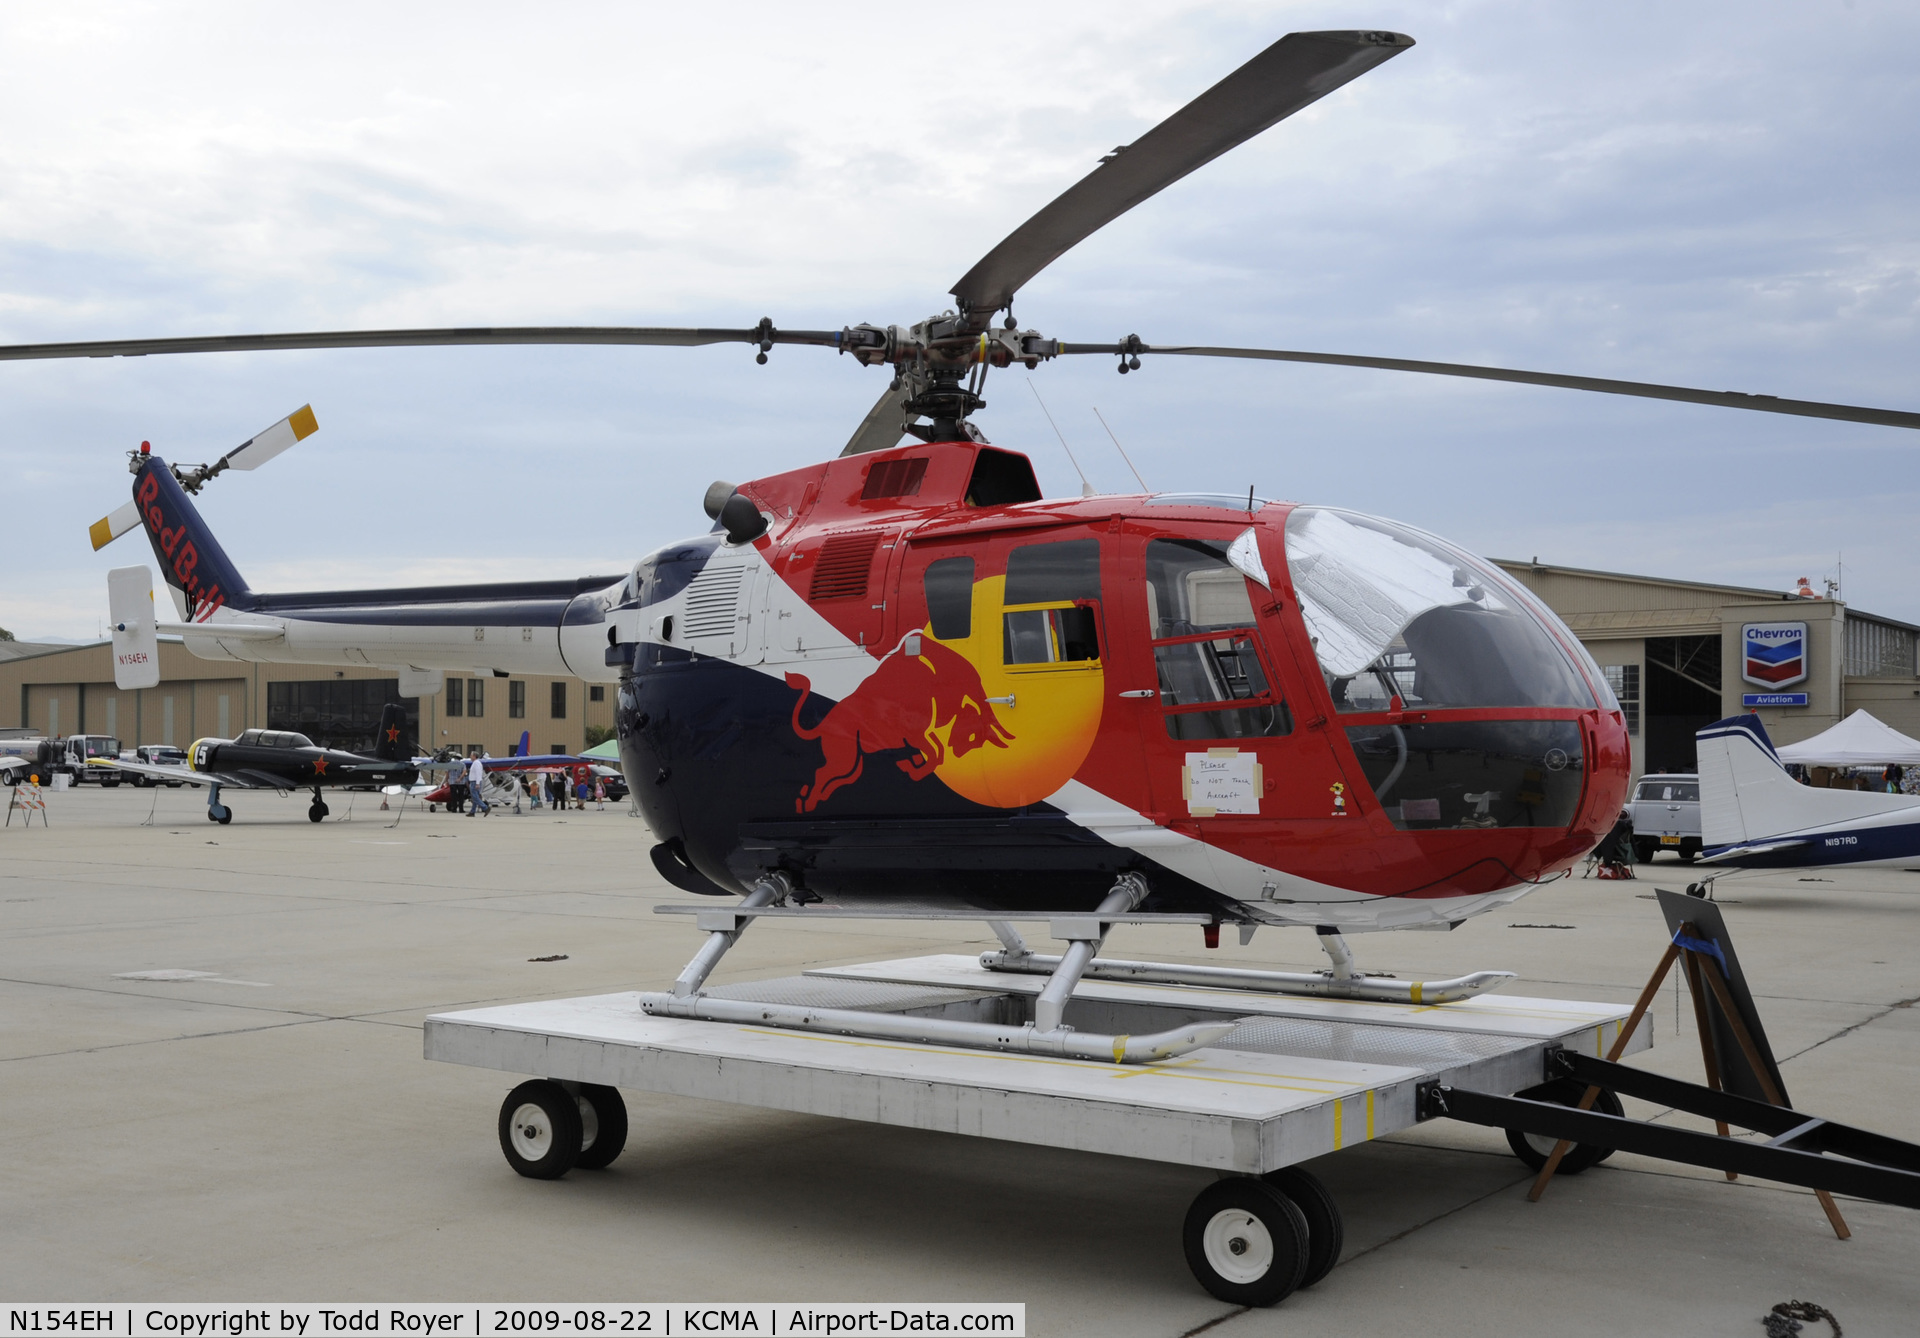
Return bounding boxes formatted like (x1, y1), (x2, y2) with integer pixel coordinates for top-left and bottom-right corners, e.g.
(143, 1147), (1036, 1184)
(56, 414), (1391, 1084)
(1418, 1049), (1920, 1211)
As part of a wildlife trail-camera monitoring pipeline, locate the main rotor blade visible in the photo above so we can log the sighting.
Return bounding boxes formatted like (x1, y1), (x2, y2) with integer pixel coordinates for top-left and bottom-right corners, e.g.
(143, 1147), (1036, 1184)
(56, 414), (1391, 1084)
(1057, 342), (1920, 432)
(0, 326), (844, 361)
(841, 383), (920, 456)
(950, 30), (1413, 318)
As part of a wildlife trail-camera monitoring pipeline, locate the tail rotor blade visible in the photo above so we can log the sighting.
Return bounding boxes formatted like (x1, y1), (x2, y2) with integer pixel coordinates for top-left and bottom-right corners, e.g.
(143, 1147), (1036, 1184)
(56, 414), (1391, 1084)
(89, 499), (142, 552)
(224, 403), (319, 472)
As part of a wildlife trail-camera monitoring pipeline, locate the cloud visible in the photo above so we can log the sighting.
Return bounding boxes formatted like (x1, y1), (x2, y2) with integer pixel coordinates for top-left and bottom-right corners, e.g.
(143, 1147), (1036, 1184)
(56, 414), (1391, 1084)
(2, 0), (1917, 640)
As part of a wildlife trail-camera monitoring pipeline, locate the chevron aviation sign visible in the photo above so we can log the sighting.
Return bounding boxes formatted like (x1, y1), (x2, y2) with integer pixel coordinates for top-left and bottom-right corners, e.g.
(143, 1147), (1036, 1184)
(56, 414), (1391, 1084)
(1743, 621), (1809, 689)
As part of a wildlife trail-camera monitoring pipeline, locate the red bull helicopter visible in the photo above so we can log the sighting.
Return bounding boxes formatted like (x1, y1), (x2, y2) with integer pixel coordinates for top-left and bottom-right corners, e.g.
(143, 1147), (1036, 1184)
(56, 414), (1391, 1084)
(14, 29), (1920, 1042)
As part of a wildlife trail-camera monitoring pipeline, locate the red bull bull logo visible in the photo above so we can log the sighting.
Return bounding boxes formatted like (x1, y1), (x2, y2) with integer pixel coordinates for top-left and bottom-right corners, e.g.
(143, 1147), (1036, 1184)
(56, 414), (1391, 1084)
(786, 632), (1012, 813)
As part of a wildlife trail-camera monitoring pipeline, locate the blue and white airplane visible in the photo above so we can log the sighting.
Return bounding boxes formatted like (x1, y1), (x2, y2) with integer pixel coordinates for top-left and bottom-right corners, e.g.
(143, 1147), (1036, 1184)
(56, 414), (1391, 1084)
(1697, 714), (1920, 868)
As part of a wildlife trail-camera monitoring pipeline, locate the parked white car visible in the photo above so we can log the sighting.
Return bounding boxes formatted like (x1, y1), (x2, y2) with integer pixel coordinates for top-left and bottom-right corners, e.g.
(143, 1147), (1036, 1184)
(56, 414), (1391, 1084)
(1630, 773), (1702, 862)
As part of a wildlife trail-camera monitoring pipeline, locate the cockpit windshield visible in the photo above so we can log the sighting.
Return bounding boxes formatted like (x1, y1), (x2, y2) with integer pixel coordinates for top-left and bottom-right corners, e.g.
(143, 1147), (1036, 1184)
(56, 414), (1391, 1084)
(1283, 507), (1602, 713)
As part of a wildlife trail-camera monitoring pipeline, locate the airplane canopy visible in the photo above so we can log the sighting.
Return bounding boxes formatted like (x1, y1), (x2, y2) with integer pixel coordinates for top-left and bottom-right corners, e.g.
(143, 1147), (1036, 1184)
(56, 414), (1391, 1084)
(1775, 710), (1920, 767)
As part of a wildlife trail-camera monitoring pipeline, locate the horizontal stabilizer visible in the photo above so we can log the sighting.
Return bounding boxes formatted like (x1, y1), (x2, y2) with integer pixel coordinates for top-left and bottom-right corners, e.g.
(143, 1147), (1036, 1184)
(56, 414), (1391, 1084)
(159, 620), (286, 640)
(1699, 838), (1811, 863)
(107, 566), (160, 690)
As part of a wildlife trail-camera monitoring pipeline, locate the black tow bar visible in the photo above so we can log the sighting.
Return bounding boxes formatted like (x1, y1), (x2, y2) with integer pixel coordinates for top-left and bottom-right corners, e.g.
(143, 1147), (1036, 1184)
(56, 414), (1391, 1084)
(1419, 1049), (1920, 1211)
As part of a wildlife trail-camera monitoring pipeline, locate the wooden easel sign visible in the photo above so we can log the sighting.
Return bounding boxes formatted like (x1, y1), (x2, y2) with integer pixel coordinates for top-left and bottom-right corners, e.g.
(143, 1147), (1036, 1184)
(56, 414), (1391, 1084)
(1528, 888), (1849, 1239)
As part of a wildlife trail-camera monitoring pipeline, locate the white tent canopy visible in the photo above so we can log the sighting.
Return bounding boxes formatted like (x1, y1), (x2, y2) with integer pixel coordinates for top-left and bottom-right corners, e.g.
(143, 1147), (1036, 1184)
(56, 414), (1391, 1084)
(1774, 710), (1920, 768)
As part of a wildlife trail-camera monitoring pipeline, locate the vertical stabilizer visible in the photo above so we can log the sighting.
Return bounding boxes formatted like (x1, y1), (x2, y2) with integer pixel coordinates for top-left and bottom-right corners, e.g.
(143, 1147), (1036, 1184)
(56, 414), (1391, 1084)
(1697, 715), (1791, 845)
(131, 456), (255, 620)
(107, 566), (161, 690)
(374, 703), (411, 762)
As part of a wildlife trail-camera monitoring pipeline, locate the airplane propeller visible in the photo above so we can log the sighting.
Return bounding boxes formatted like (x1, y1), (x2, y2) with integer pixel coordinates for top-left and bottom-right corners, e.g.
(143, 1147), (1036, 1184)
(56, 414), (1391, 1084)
(7, 28), (1917, 462)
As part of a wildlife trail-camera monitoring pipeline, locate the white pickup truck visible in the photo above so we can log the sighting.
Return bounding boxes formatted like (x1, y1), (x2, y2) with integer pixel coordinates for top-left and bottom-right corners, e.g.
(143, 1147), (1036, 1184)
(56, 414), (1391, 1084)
(1630, 773), (1701, 863)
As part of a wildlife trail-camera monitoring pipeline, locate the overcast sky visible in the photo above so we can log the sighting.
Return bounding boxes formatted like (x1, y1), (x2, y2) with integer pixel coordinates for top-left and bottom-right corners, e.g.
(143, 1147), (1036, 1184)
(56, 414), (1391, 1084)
(3, 0), (1916, 640)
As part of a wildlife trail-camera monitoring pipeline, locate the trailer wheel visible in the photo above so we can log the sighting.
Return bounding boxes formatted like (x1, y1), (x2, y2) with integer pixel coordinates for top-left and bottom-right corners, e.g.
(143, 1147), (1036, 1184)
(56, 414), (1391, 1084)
(1183, 1177), (1309, 1307)
(573, 1084), (628, 1170)
(499, 1079), (582, 1179)
(1505, 1077), (1625, 1174)
(1262, 1165), (1343, 1288)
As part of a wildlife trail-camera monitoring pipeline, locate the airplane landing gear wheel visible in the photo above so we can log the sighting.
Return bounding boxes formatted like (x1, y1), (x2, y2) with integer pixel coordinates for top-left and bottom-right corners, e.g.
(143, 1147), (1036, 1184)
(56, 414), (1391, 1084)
(1262, 1165), (1343, 1288)
(573, 1083), (628, 1170)
(209, 805), (232, 824)
(1183, 1177), (1309, 1307)
(308, 801), (328, 823)
(1506, 1077), (1624, 1175)
(498, 1079), (582, 1179)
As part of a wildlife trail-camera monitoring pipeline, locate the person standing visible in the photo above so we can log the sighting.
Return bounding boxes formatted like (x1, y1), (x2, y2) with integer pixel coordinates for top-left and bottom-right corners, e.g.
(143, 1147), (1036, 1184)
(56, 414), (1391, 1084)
(467, 755), (489, 816)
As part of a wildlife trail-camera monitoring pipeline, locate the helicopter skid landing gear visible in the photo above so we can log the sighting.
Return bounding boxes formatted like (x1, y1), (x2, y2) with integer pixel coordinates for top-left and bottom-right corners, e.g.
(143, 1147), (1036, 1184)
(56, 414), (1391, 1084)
(638, 872), (1238, 1064)
(980, 925), (1515, 1006)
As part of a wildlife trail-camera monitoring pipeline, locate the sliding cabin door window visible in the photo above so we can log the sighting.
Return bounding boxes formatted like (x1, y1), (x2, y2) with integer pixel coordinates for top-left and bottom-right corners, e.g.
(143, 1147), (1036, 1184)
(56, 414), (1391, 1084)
(1001, 539), (1102, 669)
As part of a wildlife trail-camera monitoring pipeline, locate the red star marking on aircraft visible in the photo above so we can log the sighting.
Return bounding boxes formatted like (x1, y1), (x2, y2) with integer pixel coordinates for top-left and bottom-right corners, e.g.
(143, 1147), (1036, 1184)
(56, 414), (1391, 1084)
(386, 726), (400, 742)
(312, 757), (328, 776)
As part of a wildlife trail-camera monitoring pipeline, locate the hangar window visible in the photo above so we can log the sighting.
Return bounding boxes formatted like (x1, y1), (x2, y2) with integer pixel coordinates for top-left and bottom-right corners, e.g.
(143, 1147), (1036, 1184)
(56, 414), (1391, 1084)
(447, 678), (464, 718)
(265, 680), (416, 754)
(509, 681), (526, 719)
(1605, 664), (1640, 734)
(551, 682), (567, 719)
(467, 678), (484, 719)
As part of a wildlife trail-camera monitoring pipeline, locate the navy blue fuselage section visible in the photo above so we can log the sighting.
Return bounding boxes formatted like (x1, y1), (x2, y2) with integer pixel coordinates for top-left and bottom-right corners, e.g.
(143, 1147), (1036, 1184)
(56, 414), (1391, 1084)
(614, 650), (1214, 912)
(1706, 822), (1920, 868)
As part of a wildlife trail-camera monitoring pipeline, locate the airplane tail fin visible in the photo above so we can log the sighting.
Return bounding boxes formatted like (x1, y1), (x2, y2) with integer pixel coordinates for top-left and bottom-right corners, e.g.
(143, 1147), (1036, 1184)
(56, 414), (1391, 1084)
(373, 703), (412, 762)
(1697, 715), (1794, 846)
(1699, 712), (1920, 855)
(130, 454), (256, 620)
(107, 566), (161, 691)
(518, 730), (530, 759)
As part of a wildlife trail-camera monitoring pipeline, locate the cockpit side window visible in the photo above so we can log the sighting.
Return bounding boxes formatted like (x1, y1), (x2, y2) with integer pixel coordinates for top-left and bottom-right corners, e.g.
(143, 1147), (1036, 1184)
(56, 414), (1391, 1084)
(1145, 538), (1291, 740)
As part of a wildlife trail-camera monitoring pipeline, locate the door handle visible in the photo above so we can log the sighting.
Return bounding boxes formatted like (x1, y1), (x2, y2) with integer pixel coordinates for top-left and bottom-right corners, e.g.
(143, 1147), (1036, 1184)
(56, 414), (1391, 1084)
(986, 694), (1015, 707)
(1117, 689), (1157, 699)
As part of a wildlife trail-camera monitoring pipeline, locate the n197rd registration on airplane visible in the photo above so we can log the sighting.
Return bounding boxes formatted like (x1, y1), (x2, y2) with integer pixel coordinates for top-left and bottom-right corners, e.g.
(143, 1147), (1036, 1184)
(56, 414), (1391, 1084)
(11, 31), (1919, 1065)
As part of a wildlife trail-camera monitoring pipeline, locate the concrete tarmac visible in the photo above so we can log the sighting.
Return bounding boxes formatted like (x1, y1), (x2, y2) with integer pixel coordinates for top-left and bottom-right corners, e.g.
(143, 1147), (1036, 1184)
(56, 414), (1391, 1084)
(3, 784), (1917, 1336)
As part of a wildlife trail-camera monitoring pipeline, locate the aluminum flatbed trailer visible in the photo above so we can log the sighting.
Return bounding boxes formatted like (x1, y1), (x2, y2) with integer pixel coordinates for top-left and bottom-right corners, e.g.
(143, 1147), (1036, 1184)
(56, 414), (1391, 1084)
(424, 953), (1647, 1304)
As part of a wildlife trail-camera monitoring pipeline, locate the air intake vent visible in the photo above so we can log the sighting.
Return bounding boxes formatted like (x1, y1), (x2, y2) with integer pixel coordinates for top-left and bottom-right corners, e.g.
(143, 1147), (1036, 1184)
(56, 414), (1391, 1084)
(681, 561), (747, 640)
(861, 457), (928, 500)
(809, 533), (881, 602)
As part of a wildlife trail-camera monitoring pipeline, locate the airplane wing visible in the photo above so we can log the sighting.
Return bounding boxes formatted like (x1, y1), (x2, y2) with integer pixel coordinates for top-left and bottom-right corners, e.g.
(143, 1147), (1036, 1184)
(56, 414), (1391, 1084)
(1697, 837), (1812, 864)
(483, 754), (593, 769)
(98, 760), (278, 790)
